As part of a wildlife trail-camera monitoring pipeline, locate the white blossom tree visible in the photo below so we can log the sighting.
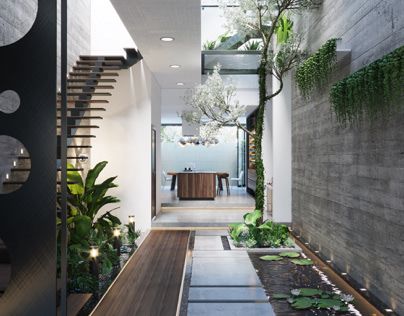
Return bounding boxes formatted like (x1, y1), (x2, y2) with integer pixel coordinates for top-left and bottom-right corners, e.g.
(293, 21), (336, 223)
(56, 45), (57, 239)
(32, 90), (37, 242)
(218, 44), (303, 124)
(186, 0), (318, 211)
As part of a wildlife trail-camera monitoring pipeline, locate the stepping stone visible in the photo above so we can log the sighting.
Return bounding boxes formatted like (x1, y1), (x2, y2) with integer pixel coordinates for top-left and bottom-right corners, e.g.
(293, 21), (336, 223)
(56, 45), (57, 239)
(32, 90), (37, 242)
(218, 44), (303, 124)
(191, 257), (261, 286)
(192, 250), (248, 258)
(187, 302), (275, 316)
(195, 230), (229, 236)
(194, 236), (223, 251)
(188, 287), (268, 302)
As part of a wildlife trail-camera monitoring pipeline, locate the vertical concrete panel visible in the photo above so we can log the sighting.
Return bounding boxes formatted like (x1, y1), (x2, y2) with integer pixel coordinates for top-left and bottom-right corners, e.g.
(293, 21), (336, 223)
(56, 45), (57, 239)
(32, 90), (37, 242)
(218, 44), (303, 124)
(292, 0), (404, 313)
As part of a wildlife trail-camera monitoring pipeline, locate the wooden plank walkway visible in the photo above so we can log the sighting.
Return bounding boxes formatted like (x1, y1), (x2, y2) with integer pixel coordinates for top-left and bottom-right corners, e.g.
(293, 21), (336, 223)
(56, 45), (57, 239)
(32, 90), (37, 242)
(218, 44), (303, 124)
(92, 230), (190, 316)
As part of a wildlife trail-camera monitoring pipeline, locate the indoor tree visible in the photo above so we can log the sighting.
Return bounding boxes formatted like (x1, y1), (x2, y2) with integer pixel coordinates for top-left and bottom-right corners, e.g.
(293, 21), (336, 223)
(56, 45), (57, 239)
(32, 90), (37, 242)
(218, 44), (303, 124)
(186, 0), (316, 211)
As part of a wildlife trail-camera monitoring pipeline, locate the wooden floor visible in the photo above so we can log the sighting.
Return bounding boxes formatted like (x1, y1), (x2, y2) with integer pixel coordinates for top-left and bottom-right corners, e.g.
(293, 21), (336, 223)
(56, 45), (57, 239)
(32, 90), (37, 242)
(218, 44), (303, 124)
(92, 230), (190, 316)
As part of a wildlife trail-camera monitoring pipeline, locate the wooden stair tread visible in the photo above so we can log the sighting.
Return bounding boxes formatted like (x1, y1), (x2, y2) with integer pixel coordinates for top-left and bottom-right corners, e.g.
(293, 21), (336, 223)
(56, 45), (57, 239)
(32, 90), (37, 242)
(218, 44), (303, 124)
(57, 100), (109, 104)
(69, 72), (119, 76)
(77, 60), (123, 66)
(57, 125), (100, 128)
(67, 78), (117, 83)
(66, 135), (96, 138)
(67, 145), (93, 148)
(57, 293), (93, 316)
(57, 116), (103, 120)
(80, 55), (124, 60)
(62, 92), (112, 96)
(67, 85), (114, 89)
(57, 108), (106, 111)
(73, 66), (120, 71)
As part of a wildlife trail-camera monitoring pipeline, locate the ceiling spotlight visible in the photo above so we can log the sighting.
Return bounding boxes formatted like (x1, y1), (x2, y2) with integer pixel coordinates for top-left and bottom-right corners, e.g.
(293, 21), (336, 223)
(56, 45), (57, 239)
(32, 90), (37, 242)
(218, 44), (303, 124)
(176, 82), (184, 86)
(160, 36), (175, 42)
(170, 64), (181, 69)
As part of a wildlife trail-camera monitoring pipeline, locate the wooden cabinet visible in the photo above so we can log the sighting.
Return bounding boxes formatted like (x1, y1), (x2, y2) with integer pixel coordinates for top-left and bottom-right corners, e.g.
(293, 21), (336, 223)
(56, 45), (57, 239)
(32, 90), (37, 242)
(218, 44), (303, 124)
(177, 172), (216, 200)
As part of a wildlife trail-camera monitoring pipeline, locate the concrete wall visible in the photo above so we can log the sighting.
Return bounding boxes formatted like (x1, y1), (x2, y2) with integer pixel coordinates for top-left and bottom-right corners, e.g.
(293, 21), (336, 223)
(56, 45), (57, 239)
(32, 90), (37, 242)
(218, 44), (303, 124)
(1, 0), (91, 80)
(292, 0), (404, 313)
(91, 61), (162, 231)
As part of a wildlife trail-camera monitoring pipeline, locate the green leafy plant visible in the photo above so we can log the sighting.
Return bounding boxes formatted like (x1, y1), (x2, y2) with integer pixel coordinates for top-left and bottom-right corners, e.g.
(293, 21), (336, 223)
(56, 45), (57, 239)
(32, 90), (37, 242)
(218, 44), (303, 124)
(58, 161), (123, 293)
(243, 40), (262, 51)
(260, 255), (283, 261)
(229, 210), (292, 248)
(275, 14), (294, 44)
(296, 38), (338, 98)
(273, 288), (354, 312)
(203, 40), (217, 50)
(124, 224), (141, 245)
(291, 258), (313, 266)
(330, 45), (404, 125)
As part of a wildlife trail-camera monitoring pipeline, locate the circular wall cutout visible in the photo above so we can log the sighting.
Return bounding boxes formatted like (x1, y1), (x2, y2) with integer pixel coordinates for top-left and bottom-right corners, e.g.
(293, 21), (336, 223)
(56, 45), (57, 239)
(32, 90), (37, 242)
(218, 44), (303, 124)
(0, 0), (39, 47)
(0, 90), (21, 114)
(0, 135), (31, 194)
(0, 238), (11, 297)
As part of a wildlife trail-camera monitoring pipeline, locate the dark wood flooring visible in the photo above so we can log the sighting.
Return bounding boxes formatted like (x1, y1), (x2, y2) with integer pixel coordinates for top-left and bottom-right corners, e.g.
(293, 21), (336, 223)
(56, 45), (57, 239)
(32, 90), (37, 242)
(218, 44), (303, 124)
(92, 230), (190, 316)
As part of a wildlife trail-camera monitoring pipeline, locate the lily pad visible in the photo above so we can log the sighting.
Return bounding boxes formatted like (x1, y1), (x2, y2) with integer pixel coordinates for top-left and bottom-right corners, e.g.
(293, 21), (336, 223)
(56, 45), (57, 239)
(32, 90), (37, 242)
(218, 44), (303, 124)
(260, 255), (283, 261)
(291, 297), (314, 309)
(290, 258), (313, 266)
(317, 298), (344, 308)
(272, 293), (290, 299)
(279, 251), (300, 258)
(298, 288), (323, 297)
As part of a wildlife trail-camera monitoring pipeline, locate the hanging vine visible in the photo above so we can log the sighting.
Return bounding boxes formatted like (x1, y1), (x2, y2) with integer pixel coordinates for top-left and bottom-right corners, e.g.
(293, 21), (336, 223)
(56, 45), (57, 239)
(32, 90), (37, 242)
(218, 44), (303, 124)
(296, 38), (338, 98)
(330, 45), (404, 125)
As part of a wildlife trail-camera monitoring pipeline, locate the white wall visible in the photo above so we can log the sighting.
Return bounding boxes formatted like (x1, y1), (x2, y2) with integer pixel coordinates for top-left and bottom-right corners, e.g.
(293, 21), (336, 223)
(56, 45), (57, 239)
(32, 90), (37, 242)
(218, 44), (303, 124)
(272, 73), (292, 223)
(91, 0), (137, 55)
(91, 61), (161, 231)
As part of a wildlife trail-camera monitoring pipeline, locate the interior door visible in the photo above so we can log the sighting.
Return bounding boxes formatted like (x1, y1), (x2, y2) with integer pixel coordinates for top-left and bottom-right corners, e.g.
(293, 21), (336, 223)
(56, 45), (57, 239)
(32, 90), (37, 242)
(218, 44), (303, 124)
(151, 127), (157, 219)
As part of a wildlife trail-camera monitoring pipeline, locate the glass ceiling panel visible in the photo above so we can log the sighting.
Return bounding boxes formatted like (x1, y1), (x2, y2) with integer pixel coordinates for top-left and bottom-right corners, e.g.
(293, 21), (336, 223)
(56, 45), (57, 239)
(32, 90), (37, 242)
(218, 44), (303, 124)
(202, 50), (261, 75)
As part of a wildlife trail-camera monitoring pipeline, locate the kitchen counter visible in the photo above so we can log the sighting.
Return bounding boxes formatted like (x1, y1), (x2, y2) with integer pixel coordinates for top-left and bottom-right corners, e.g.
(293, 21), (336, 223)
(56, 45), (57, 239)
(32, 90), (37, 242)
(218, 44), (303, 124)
(177, 172), (216, 200)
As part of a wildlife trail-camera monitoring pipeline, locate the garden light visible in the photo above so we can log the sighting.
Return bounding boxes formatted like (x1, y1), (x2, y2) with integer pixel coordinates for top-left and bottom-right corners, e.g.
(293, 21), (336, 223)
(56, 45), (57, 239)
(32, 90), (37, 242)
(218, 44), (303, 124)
(89, 246), (99, 258)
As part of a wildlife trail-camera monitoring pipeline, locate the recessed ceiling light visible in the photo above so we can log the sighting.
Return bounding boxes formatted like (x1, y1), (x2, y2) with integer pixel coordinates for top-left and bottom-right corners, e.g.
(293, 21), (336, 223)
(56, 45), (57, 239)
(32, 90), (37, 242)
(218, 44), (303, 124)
(170, 64), (181, 69)
(176, 82), (184, 86)
(160, 36), (175, 42)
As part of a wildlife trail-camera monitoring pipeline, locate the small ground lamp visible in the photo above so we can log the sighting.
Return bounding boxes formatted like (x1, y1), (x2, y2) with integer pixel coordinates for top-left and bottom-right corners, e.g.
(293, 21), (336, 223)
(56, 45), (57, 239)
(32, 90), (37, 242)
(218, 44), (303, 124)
(128, 215), (136, 231)
(89, 246), (99, 279)
(113, 227), (122, 256)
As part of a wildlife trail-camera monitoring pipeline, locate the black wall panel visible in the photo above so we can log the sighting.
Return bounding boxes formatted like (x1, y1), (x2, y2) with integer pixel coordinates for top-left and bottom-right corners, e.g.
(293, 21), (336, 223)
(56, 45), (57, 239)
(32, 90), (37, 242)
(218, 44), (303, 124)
(0, 1), (57, 315)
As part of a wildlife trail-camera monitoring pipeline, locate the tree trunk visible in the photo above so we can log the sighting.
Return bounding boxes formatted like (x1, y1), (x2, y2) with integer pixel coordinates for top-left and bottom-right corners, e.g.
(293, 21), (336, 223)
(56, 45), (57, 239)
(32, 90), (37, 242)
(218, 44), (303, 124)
(254, 51), (268, 212)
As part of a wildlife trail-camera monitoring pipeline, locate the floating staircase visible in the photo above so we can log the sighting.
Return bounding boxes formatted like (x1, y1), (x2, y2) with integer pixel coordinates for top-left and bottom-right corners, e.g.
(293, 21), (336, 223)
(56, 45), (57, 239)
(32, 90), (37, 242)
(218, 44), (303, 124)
(2, 48), (142, 195)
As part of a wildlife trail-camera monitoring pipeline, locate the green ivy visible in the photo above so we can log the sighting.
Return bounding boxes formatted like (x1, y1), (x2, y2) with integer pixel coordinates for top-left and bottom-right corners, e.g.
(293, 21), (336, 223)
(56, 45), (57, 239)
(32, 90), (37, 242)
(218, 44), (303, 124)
(296, 38), (338, 98)
(330, 45), (404, 125)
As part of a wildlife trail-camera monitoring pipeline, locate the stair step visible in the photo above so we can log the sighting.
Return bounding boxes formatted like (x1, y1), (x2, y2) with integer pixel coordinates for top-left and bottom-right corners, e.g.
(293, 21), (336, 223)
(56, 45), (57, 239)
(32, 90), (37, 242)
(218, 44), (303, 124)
(57, 116), (103, 120)
(80, 55), (124, 61)
(77, 60), (123, 66)
(67, 145), (93, 149)
(57, 108), (106, 112)
(67, 85), (114, 89)
(10, 168), (30, 172)
(73, 66), (120, 71)
(61, 92), (112, 96)
(57, 125), (99, 128)
(57, 100), (109, 104)
(57, 168), (84, 172)
(69, 72), (119, 77)
(66, 135), (96, 138)
(67, 78), (117, 83)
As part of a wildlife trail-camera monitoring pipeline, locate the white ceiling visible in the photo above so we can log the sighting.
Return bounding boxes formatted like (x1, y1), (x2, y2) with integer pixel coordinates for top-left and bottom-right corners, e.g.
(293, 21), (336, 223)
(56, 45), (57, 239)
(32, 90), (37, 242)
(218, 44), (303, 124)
(110, 0), (202, 89)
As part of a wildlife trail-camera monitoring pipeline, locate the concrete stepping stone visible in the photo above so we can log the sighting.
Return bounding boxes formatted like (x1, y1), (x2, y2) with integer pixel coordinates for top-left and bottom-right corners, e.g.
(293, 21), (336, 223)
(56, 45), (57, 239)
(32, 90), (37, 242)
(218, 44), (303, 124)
(191, 257), (261, 286)
(187, 302), (275, 316)
(194, 236), (223, 251)
(195, 230), (229, 236)
(192, 250), (248, 258)
(188, 287), (268, 302)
